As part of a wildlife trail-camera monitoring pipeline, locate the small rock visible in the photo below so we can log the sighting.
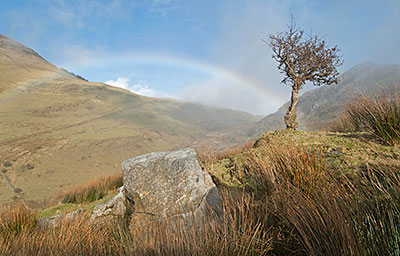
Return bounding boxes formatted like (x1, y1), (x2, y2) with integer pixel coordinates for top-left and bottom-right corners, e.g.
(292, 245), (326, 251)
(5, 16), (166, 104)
(38, 208), (84, 228)
(331, 150), (342, 155)
(64, 208), (84, 221)
(38, 215), (62, 228)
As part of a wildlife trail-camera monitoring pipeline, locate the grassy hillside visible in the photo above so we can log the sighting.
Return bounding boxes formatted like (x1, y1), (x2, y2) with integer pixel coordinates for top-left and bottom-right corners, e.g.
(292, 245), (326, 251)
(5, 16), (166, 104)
(0, 35), (59, 94)
(0, 34), (260, 207)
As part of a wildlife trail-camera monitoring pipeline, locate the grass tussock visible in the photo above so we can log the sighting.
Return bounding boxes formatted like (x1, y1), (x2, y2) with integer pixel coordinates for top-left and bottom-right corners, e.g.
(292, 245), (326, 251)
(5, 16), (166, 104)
(335, 88), (400, 145)
(245, 142), (328, 197)
(243, 141), (400, 255)
(60, 173), (122, 204)
(0, 205), (36, 240)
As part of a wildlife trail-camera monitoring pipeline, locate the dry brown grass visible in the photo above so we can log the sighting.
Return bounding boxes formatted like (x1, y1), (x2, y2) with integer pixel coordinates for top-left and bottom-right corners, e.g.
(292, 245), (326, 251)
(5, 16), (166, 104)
(59, 173), (123, 204)
(334, 87), (400, 145)
(243, 141), (400, 255)
(245, 142), (329, 197)
(2, 137), (400, 255)
(0, 195), (273, 255)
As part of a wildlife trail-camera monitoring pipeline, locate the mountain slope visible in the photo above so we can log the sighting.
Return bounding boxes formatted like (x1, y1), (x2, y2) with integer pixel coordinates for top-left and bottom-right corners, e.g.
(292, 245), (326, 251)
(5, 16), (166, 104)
(0, 34), (60, 94)
(251, 63), (400, 136)
(0, 34), (260, 207)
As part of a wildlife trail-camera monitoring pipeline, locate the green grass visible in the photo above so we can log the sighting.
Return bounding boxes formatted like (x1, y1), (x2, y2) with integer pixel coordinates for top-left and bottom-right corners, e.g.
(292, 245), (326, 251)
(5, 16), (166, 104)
(36, 193), (115, 219)
(204, 131), (400, 255)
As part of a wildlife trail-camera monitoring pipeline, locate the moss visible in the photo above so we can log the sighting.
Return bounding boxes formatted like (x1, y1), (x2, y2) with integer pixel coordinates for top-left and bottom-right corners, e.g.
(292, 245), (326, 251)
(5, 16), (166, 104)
(36, 203), (76, 219)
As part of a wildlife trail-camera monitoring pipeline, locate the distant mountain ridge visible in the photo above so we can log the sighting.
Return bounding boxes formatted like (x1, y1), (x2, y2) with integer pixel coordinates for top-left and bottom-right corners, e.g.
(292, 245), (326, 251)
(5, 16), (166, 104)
(249, 62), (400, 136)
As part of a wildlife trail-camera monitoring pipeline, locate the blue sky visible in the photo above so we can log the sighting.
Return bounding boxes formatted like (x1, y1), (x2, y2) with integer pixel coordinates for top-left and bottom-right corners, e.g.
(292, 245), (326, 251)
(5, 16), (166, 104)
(1, 0), (400, 115)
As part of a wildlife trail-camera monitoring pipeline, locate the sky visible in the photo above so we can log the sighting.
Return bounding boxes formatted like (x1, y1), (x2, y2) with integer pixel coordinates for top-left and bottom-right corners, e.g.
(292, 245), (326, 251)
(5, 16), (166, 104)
(1, 0), (400, 115)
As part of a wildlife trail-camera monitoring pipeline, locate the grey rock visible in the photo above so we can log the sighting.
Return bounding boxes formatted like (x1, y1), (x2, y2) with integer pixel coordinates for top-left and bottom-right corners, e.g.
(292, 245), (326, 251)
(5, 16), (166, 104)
(38, 215), (62, 228)
(64, 208), (84, 221)
(330, 150), (342, 155)
(90, 186), (134, 224)
(122, 148), (222, 221)
(38, 208), (84, 228)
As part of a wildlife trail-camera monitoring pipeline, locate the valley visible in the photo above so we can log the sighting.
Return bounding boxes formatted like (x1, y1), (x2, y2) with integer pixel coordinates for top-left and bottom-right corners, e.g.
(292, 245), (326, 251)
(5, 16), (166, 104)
(0, 35), (260, 207)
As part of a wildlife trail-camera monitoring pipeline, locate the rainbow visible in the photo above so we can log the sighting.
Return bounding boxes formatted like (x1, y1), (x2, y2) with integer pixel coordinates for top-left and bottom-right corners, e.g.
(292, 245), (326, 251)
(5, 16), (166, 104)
(98, 51), (284, 110)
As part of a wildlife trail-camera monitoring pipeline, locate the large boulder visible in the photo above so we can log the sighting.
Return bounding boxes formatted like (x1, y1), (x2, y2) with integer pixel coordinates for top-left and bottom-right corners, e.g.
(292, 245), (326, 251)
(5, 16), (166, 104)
(121, 148), (222, 221)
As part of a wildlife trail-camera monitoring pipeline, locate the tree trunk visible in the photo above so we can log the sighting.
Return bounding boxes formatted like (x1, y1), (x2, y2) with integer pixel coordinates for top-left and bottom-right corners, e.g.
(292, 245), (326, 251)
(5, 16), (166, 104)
(284, 85), (299, 130)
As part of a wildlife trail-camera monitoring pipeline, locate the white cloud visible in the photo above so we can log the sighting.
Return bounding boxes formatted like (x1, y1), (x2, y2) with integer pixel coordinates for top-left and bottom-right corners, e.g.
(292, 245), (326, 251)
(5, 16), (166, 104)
(105, 77), (167, 98)
(131, 82), (158, 96)
(105, 77), (130, 90)
(49, 2), (82, 28)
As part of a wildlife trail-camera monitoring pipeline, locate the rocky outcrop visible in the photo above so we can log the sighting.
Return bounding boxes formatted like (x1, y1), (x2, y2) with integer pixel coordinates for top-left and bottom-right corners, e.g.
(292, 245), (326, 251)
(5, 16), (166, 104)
(122, 148), (222, 222)
(90, 148), (222, 226)
(90, 186), (134, 224)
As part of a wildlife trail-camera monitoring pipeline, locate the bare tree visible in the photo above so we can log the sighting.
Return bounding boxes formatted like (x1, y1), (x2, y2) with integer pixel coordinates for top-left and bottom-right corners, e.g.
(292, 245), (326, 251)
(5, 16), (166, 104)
(266, 18), (343, 130)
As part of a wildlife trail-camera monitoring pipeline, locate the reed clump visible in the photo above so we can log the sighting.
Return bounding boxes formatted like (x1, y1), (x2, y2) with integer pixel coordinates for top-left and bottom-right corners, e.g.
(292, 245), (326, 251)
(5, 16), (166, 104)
(60, 173), (123, 204)
(336, 88), (400, 145)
